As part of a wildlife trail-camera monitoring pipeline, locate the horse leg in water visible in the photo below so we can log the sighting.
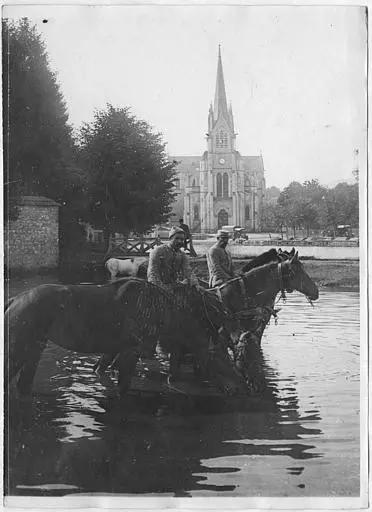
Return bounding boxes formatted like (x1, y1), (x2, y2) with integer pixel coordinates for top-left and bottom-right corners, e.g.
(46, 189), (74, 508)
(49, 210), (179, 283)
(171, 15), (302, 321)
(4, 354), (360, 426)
(116, 349), (139, 397)
(93, 332), (158, 375)
(93, 353), (118, 374)
(16, 338), (47, 396)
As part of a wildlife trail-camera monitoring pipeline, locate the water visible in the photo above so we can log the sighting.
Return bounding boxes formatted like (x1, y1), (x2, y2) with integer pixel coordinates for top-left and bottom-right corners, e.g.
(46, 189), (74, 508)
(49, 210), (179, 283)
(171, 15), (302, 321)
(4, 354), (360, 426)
(193, 240), (359, 260)
(5, 280), (360, 498)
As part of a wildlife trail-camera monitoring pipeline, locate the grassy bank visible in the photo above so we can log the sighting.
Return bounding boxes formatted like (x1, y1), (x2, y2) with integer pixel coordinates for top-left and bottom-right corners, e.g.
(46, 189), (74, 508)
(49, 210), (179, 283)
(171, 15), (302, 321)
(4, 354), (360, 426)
(58, 246), (359, 290)
(190, 257), (359, 290)
(7, 256), (359, 292)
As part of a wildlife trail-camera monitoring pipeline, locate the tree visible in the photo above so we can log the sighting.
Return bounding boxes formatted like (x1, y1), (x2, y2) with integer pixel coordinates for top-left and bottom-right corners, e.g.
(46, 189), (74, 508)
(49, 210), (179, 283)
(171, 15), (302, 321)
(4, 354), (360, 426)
(324, 182), (359, 234)
(264, 186), (281, 205)
(277, 182), (304, 237)
(2, 18), (83, 221)
(301, 180), (328, 235)
(261, 202), (286, 235)
(78, 105), (177, 248)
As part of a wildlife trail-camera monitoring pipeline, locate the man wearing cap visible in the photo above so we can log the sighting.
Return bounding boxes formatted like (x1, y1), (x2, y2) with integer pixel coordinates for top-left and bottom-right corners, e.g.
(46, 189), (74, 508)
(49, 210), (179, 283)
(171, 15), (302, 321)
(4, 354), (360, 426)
(147, 226), (198, 292)
(178, 218), (191, 250)
(207, 229), (235, 287)
(94, 228), (195, 375)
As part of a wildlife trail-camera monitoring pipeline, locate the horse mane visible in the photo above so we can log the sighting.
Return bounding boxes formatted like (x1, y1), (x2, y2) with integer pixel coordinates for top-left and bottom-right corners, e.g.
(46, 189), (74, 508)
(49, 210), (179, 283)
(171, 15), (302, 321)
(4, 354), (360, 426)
(241, 259), (281, 284)
(241, 249), (279, 273)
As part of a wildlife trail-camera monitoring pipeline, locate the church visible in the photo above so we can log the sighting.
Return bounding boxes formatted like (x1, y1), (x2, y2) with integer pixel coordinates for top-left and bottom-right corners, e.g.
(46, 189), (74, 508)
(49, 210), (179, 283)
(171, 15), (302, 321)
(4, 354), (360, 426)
(171, 47), (266, 233)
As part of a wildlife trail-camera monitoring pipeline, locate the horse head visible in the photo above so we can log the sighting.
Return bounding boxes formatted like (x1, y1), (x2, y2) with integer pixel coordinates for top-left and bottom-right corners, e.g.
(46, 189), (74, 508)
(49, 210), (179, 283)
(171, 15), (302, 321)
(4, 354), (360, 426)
(277, 247), (295, 261)
(234, 331), (266, 392)
(206, 341), (248, 395)
(281, 251), (319, 301)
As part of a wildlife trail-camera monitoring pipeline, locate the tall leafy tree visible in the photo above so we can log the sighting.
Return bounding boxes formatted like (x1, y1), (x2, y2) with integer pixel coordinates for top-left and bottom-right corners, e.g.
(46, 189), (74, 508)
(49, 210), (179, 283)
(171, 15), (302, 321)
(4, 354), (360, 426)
(277, 181), (304, 237)
(78, 105), (177, 248)
(301, 180), (328, 235)
(324, 182), (359, 234)
(261, 202), (286, 236)
(264, 186), (281, 205)
(3, 18), (84, 221)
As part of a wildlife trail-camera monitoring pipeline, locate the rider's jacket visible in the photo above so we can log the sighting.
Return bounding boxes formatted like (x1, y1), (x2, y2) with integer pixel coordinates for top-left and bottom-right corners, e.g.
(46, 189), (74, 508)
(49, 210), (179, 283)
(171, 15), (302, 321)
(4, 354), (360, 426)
(207, 243), (235, 287)
(147, 243), (194, 292)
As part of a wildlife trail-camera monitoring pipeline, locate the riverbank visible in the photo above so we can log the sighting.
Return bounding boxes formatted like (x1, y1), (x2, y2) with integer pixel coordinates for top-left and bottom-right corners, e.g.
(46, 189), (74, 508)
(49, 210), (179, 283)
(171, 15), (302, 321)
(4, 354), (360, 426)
(193, 240), (359, 260)
(190, 257), (359, 290)
(7, 253), (359, 293)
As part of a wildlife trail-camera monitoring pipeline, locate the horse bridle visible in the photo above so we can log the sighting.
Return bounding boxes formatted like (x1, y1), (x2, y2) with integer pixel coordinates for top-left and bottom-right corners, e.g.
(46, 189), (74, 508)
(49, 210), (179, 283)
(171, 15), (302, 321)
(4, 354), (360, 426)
(277, 261), (296, 300)
(212, 261), (297, 319)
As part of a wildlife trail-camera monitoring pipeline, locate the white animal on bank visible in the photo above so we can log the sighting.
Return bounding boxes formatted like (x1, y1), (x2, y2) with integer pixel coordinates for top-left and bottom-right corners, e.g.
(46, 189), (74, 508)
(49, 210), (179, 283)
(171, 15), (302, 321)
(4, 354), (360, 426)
(105, 257), (148, 281)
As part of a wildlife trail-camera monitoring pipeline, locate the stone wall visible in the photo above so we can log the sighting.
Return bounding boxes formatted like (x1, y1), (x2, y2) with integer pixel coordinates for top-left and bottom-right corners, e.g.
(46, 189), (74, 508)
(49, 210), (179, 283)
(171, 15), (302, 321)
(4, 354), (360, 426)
(5, 196), (60, 271)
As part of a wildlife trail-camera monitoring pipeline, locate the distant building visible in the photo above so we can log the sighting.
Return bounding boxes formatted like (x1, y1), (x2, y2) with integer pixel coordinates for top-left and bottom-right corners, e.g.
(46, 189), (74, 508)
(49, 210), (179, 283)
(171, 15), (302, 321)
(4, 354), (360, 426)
(171, 47), (266, 233)
(5, 195), (60, 271)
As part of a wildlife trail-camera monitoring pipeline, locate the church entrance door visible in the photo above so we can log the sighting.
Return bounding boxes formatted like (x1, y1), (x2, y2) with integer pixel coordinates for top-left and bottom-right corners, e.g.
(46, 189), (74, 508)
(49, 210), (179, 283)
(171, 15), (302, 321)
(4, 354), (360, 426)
(217, 209), (228, 229)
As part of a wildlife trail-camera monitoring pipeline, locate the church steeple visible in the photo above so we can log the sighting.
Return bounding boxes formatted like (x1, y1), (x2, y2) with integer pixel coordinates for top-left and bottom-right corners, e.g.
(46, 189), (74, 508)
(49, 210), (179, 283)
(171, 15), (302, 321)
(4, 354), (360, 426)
(213, 45), (228, 122)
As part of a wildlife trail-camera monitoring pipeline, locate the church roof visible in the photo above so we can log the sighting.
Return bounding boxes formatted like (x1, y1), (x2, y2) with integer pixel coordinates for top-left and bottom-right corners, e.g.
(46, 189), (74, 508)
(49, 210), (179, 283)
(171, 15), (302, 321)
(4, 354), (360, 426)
(241, 155), (265, 173)
(171, 156), (200, 172)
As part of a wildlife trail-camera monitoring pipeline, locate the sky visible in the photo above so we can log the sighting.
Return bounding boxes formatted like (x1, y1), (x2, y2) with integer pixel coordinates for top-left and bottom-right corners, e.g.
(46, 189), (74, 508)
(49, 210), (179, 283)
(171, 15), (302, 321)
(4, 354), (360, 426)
(4, 4), (367, 189)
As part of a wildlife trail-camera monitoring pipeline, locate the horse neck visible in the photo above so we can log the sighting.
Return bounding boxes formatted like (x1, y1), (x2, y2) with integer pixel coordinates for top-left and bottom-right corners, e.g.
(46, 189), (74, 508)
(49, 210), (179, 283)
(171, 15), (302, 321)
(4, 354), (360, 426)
(243, 262), (284, 304)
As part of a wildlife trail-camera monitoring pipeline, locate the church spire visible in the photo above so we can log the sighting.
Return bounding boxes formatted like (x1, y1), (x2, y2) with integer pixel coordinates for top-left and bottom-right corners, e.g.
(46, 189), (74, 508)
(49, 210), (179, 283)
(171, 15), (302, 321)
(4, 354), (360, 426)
(213, 45), (228, 122)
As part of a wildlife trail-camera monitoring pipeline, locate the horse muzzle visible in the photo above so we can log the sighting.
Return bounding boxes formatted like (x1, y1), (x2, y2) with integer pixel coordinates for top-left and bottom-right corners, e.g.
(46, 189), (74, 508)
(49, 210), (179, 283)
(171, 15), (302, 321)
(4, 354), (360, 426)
(310, 289), (319, 301)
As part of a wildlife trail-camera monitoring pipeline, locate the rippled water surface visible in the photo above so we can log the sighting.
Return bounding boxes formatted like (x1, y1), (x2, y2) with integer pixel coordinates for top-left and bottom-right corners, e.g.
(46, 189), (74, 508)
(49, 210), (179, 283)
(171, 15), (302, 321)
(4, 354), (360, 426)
(5, 281), (360, 498)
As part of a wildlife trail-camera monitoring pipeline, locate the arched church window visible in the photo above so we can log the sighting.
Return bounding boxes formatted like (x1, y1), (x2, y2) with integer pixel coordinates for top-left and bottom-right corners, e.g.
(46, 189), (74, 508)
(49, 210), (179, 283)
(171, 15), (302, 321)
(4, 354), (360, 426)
(223, 173), (229, 198)
(216, 173), (222, 197)
(245, 205), (250, 220)
(192, 178), (196, 187)
(216, 130), (228, 148)
(193, 204), (199, 220)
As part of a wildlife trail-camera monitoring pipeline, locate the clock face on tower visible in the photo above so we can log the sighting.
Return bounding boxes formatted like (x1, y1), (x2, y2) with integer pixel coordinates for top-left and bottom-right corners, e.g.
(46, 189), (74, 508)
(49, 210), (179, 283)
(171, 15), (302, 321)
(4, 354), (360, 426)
(219, 158), (225, 165)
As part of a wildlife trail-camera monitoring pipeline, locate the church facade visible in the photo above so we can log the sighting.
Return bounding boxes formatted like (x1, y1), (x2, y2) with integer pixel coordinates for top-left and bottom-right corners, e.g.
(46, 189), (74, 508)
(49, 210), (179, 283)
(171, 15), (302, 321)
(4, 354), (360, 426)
(171, 48), (266, 233)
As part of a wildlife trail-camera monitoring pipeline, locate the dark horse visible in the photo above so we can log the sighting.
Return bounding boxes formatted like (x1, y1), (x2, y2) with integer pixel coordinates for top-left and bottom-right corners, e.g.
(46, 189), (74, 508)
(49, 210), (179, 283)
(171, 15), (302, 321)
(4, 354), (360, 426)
(207, 251), (319, 377)
(5, 278), (246, 398)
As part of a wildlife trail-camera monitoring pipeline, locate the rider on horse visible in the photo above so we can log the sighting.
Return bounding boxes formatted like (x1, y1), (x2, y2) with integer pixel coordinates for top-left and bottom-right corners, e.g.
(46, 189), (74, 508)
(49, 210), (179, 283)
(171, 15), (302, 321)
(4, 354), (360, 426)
(206, 229), (236, 287)
(147, 226), (199, 291)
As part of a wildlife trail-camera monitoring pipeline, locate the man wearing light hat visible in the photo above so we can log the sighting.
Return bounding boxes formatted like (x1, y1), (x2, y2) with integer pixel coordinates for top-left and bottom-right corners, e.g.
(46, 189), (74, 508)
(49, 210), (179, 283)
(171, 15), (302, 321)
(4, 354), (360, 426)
(207, 229), (235, 287)
(147, 226), (198, 292)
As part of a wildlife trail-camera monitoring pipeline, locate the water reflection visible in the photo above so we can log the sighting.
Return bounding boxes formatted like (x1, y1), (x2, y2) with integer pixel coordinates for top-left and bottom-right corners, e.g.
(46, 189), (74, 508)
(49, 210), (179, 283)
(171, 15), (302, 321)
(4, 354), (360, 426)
(7, 346), (323, 496)
(5, 288), (359, 497)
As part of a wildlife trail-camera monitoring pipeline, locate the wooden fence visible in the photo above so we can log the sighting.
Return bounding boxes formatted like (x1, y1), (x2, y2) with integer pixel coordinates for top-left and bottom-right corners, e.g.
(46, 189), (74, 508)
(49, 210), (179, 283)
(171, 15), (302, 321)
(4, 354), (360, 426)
(106, 237), (198, 258)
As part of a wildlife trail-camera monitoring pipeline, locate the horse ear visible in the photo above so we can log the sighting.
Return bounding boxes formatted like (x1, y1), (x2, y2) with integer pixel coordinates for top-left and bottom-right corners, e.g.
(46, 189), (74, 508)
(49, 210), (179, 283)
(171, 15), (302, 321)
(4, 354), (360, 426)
(289, 250), (299, 263)
(290, 247), (295, 257)
(278, 251), (286, 262)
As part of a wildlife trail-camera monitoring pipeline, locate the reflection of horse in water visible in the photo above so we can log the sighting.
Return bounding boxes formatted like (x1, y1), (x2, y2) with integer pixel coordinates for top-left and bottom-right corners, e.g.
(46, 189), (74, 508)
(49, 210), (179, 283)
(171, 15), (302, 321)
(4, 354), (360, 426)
(6, 347), (322, 496)
(5, 279), (246, 398)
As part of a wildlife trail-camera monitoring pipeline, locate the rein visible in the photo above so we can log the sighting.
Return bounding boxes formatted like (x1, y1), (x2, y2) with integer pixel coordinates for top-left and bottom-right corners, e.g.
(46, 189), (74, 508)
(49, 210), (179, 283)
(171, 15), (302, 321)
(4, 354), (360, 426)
(212, 261), (296, 320)
(277, 262), (287, 302)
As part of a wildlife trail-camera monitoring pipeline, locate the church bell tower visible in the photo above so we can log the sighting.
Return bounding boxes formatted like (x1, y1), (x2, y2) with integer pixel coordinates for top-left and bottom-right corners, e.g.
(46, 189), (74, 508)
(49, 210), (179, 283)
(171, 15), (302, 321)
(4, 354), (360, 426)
(200, 46), (238, 232)
(179, 45), (265, 234)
